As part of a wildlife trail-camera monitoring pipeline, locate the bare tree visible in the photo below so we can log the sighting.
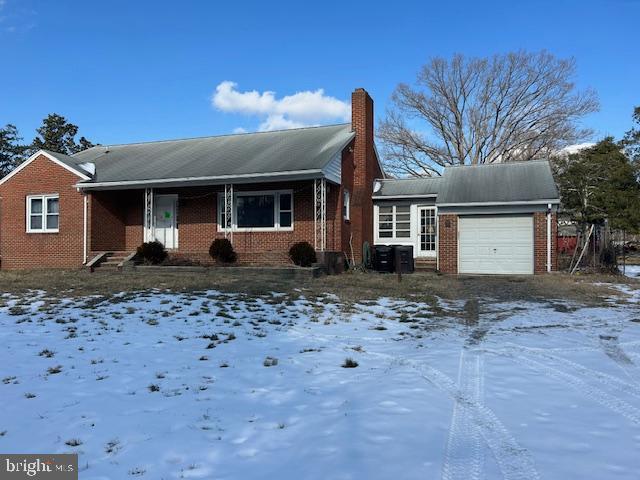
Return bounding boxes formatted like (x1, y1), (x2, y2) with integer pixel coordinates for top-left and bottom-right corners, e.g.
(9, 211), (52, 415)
(379, 51), (599, 177)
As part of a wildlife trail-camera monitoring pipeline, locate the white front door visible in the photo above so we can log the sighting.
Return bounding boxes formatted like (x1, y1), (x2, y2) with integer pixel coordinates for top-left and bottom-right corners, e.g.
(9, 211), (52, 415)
(458, 215), (534, 274)
(417, 207), (437, 257)
(154, 195), (178, 249)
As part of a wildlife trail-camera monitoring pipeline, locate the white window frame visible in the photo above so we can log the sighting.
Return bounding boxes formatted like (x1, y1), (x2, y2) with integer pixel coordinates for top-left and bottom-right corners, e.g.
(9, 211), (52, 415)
(343, 189), (350, 221)
(217, 189), (294, 232)
(376, 204), (411, 240)
(26, 194), (60, 233)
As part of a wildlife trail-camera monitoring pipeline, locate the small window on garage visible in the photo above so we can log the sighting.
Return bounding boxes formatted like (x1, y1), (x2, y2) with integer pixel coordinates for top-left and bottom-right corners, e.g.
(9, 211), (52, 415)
(27, 194), (59, 233)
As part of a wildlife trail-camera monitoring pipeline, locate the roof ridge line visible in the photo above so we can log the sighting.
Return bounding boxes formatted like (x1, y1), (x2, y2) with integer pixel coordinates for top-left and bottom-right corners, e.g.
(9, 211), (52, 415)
(444, 159), (550, 169)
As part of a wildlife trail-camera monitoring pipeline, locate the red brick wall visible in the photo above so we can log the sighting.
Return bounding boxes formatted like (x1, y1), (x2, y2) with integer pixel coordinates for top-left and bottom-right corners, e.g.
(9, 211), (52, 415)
(350, 88), (382, 263)
(534, 211), (558, 274)
(0, 154), (86, 269)
(438, 214), (458, 274)
(90, 191), (126, 251)
(88, 181), (342, 265)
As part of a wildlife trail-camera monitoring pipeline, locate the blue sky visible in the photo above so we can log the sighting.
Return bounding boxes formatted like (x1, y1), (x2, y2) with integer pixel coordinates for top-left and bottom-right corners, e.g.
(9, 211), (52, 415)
(0, 0), (638, 146)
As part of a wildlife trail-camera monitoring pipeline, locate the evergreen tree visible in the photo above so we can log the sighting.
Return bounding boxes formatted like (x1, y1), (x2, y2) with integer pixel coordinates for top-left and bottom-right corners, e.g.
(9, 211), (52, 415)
(623, 106), (640, 166)
(30, 113), (94, 155)
(0, 124), (26, 177)
(555, 137), (640, 233)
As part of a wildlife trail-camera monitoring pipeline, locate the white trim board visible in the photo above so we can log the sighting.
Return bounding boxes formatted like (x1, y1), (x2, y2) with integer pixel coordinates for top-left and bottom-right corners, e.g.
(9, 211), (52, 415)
(0, 150), (91, 186)
(438, 199), (560, 207)
(75, 169), (327, 190)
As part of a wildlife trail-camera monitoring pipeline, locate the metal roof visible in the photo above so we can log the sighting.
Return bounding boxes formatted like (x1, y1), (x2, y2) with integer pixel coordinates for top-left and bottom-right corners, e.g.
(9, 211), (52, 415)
(373, 177), (441, 198)
(71, 124), (354, 186)
(437, 160), (559, 205)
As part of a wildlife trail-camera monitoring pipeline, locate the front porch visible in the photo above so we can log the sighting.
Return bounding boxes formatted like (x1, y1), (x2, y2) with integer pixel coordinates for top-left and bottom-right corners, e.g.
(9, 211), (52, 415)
(86, 179), (342, 266)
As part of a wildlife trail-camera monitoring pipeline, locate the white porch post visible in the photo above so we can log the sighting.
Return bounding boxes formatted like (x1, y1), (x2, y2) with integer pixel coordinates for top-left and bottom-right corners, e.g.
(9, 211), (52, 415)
(224, 184), (234, 242)
(314, 178), (327, 251)
(144, 187), (154, 242)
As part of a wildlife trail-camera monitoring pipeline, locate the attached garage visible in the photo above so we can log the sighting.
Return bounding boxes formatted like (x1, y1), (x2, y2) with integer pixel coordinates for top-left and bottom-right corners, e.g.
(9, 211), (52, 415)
(458, 215), (534, 274)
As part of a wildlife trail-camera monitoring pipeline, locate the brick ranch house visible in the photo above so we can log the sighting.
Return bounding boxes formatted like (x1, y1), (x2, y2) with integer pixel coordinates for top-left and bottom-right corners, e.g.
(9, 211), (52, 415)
(0, 88), (559, 275)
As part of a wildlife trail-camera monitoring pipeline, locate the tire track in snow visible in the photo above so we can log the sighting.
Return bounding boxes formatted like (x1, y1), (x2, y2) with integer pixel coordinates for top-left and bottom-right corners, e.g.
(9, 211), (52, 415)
(499, 344), (640, 400)
(413, 362), (540, 480)
(599, 334), (640, 385)
(288, 327), (539, 480)
(442, 349), (484, 480)
(488, 349), (640, 425)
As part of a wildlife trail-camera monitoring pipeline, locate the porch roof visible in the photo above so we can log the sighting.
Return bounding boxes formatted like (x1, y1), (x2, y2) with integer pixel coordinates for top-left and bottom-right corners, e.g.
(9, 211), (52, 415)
(71, 124), (354, 189)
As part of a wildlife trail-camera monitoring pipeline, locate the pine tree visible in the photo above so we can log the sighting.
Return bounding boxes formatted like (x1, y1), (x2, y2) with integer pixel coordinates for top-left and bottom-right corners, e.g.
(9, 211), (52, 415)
(0, 124), (26, 177)
(30, 114), (94, 155)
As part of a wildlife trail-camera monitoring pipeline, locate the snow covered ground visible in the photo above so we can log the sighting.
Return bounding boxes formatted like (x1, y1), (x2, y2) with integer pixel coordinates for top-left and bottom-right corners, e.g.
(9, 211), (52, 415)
(623, 265), (640, 279)
(1, 284), (640, 479)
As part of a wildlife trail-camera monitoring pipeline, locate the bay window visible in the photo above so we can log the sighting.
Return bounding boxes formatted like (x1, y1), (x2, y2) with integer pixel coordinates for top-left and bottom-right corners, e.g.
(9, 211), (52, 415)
(378, 205), (410, 239)
(27, 195), (59, 233)
(219, 190), (293, 231)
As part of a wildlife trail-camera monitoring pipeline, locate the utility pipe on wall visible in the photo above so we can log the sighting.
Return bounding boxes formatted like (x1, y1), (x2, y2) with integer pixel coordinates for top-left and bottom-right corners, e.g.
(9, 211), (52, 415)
(546, 203), (552, 272)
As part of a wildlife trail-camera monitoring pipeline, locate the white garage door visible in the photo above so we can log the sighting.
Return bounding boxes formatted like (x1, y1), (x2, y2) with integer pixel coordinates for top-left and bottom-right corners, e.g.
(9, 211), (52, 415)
(459, 216), (534, 274)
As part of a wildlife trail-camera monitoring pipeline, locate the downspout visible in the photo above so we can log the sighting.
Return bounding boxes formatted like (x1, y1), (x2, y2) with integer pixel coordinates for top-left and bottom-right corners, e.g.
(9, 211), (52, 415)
(83, 193), (88, 264)
(546, 203), (552, 272)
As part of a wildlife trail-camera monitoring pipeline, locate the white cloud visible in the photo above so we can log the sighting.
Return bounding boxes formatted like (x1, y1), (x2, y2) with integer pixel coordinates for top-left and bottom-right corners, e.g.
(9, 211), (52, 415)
(212, 81), (350, 132)
(232, 127), (247, 134)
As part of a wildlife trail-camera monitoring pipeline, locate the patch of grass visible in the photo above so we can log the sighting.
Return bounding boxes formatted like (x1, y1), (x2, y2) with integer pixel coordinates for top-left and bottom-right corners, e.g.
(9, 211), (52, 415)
(263, 356), (278, 367)
(47, 365), (63, 375)
(105, 439), (120, 454)
(24, 392), (36, 399)
(148, 384), (160, 392)
(65, 438), (82, 447)
(342, 358), (359, 368)
(38, 349), (55, 358)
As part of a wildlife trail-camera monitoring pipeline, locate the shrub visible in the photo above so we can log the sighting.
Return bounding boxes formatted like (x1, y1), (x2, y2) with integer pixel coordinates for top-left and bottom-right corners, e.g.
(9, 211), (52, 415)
(209, 238), (237, 263)
(289, 241), (317, 267)
(341, 358), (359, 368)
(136, 241), (167, 265)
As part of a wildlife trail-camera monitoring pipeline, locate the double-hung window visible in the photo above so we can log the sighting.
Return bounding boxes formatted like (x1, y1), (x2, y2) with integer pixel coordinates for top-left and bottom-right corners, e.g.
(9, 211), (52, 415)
(27, 195), (59, 233)
(378, 205), (410, 238)
(219, 190), (293, 231)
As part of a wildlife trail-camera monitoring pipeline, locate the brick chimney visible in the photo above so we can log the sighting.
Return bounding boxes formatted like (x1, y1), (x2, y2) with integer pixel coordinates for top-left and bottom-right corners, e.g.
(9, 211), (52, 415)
(349, 88), (379, 263)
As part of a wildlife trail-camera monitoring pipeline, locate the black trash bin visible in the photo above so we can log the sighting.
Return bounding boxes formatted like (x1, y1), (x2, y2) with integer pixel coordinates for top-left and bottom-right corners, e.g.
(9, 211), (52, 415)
(394, 245), (415, 273)
(373, 245), (395, 273)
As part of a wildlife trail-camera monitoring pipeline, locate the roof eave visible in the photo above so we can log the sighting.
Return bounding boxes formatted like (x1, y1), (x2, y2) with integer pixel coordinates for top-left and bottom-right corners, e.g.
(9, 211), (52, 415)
(75, 169), (328, 191)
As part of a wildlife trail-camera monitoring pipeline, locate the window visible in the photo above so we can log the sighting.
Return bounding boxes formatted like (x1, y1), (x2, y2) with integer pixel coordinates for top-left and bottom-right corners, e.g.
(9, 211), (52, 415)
(237, 194), (275, 228)
(343, 189), (350, 221)
(27, 195), (59, 233)
(218, 190), (293, 231)
(378, 205), (410, 239)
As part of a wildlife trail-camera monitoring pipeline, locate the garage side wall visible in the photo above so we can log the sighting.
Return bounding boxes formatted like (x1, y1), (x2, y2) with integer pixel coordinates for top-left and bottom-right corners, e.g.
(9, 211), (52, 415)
(438, 214), (458, 273)
(534, 211), (558, 274)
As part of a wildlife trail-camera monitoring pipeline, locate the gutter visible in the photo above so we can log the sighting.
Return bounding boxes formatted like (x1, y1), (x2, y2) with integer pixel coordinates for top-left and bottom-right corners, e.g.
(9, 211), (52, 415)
(75, 169), (326, 190)
(436, 199), (561, 207)
(373, 194), (438, 200)
(83, 194), (88, 264)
